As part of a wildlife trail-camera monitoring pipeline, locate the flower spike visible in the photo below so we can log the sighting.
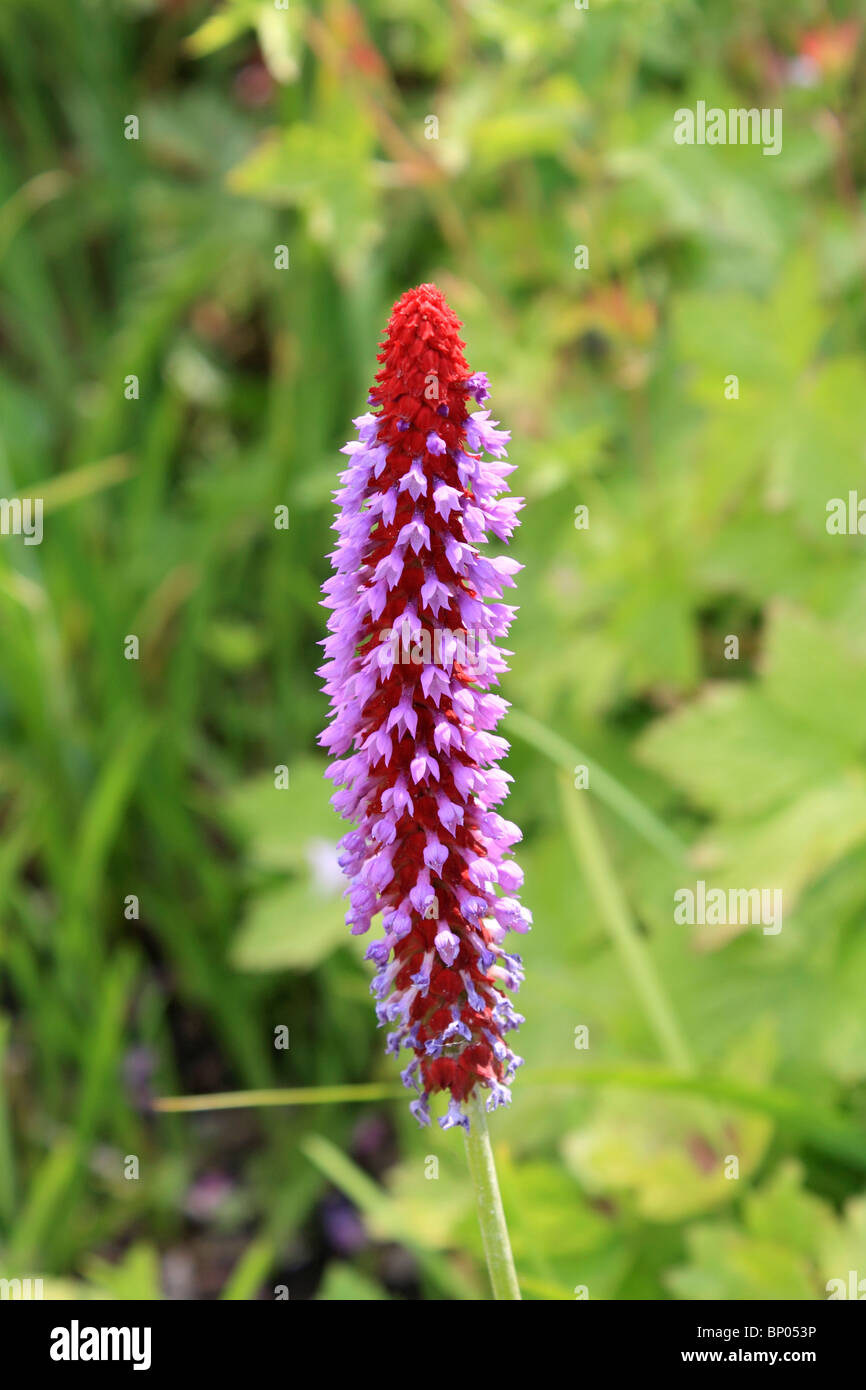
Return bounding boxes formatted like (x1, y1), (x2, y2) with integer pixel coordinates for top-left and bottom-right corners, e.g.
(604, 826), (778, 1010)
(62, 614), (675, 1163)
(319, 284), (529, 1129)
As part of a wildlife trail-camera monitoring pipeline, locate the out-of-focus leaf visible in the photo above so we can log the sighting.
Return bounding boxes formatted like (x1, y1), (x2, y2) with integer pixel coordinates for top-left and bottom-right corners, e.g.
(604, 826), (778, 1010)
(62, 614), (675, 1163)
(316, 1264), (389, 1300)
(667, 1164), (838, 1301)
(83, 1245), (163, 1301)
(231, 877), (345, 972)
(561, 1028), (775, 1221)
(638, 686), (839, 819)
(225, 759), (337, 872)
(226, 115), (379, 278)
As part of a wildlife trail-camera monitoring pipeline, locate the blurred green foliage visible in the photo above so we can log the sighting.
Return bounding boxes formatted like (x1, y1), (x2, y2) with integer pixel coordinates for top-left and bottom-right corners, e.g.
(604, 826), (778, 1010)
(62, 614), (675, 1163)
(0, 0), (865, 1299)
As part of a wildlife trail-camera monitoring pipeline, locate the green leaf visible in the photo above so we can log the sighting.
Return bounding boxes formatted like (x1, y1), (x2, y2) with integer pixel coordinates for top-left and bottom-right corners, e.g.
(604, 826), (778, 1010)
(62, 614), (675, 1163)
(819, 1196), (866, 1292)
(256, 5), (303, 84)
(561, 1029), (775, 1222)
(704, 775), (866, 914)
(83, 1244), (163, 1301)
(231, 877), (345, 972)
(316, 1264), (389, 1300)
(743, 1162), (833, 1257)
(761, 604), (866, 753)
(226, 112), (379, 279)
(667, 1163), (836, 1300)
(637, 686), (840, 819)
(225, 758), (337, 873)
(185, 1), (261, 59)
(667, 1225), (818, 1301)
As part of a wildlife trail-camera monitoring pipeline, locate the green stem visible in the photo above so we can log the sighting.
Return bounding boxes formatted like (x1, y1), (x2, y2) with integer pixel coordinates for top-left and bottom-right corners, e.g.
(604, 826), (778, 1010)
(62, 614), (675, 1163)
(558, 772), (693, 1073)
(507, 708), (687, 866)
(463, 1094), (521, 1300)
(153, 1082), (400, 1112)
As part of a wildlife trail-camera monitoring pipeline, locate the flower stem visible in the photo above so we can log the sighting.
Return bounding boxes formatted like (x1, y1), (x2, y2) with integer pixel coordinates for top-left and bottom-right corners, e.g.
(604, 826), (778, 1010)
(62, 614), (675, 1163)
(463, 1093), (521, 1300)
(558, 772), (693, 1073)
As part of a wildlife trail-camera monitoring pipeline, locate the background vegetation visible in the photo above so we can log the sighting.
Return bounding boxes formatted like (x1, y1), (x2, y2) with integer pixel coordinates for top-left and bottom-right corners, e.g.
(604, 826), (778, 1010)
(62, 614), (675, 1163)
(1, 0), (865, 1300)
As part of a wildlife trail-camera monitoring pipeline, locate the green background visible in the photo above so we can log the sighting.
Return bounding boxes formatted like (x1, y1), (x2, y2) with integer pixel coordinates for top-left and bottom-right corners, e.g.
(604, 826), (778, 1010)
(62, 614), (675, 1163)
(1, 0), (865, 1300)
